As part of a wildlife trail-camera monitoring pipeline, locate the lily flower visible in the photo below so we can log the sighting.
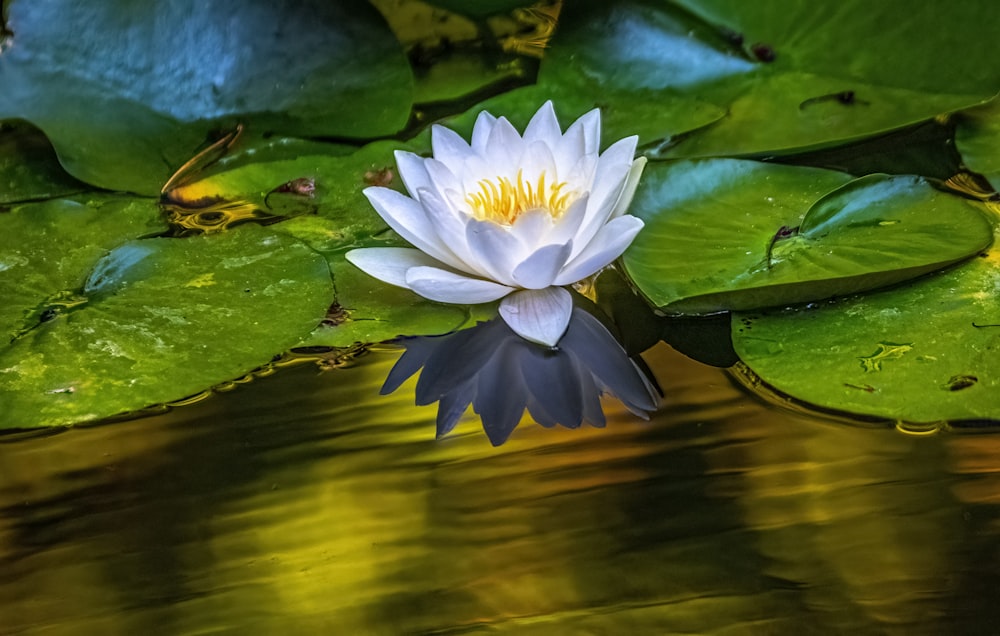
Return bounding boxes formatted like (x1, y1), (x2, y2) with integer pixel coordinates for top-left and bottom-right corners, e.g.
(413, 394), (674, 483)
(346, 101), (647, 346)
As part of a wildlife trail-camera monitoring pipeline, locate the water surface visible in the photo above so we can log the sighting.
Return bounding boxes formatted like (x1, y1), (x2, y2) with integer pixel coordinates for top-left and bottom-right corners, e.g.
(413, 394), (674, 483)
(2, 344), (998, 634)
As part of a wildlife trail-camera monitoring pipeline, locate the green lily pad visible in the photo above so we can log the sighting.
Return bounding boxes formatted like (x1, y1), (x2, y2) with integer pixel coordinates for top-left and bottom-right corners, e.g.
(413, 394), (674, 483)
(429, 84), (726, 153)
(731, 222), (1000, 425)
(0, 0), (413, 194)
(0, 224), (333, 429)
(0, 194), (169, 341)
(168, 139), (407, 242)
(621, 160), (994, 314)
(956, 97), (1000, 190)
(0, 121), (86, 203)
(545, 0), (1000, 157)
(298, 258), (492, 349)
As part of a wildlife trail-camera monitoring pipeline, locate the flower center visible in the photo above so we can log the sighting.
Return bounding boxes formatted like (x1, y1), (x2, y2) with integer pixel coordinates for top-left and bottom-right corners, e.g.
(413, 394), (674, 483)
(465, 170), (574, 225)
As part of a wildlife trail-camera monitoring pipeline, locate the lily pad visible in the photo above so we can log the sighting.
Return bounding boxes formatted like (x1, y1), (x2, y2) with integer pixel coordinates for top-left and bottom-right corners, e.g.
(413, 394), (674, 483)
(621, 160), (994, 314)
(430, 84), (726, 153)
(167, 139), (407, 243)
(0, 121), (86, 203)
(731, 222), (1000, 425)
(956, 97), (1000, 190)
(0, 224), (333, 429)
(0, 194), (169, 341)
(0, 0), (413, 194)
(544, 0), (1000, 157)
(298, 259), (492, 349)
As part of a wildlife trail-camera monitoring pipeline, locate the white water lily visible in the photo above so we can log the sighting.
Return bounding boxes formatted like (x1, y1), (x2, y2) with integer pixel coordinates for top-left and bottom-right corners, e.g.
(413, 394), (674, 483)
(346, 101), (647, 346)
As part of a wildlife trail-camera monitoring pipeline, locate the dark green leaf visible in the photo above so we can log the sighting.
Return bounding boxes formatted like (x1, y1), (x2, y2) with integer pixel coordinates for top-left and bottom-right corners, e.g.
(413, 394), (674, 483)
(0, 121), (86, 203)
(544, 0), (1000, 157)
(0, 0), (413, 194)
(956, 97), (1000, 190)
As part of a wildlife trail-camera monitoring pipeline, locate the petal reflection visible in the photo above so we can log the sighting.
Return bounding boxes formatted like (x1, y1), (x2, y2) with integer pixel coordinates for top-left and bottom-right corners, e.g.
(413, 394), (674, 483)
(381, 307), (660, 445)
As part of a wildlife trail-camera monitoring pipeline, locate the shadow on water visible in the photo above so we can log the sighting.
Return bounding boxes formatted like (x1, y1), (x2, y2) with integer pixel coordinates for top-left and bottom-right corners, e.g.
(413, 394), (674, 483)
(0, 344), (999, 634)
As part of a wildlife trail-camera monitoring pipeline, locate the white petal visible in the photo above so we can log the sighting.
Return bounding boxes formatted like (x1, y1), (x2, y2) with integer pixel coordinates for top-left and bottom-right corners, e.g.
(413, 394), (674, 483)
(511, 242), (574, 289)
(498, 287), (573, 347)
(471, 110), (498, 155)
(553, 215), (645, 285)
(522, 101), (561, 145)
(415, 187), (476, 267)
(544, 193), (590, 249)
(484, 117), (523, 173)
(465, 219), (523, 285)
(573, 137), (639, 248)
(609, 156), (647, 219)
(345, 247), (442, 289)
(431, 124), (474, 167)
(364, 186), (465, 270)
(423, 158), (463, 198)
(393, 151), (432, 199)
(589, 136), (639, 215)
(456, 153), (494, 198)
(552, 115), (588, 180)
(516, 140), (557, 186)
(562, 153), (598, 192)
(406, 266), (514, 304)
(510, 208), (555, 249)
(564, 108), (601, 156)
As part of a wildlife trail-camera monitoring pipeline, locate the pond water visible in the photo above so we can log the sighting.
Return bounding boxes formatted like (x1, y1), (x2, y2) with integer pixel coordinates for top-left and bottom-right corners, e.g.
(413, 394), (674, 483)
(2, 343), (998, 634)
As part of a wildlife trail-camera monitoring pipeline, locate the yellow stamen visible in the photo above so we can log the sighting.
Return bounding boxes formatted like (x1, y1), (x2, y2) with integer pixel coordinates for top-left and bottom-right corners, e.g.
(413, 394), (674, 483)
(465, 169), (574, 225)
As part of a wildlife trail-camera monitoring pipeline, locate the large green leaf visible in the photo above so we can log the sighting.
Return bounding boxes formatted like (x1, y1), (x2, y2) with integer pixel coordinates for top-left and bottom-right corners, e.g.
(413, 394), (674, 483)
(0, 222), (333, 429)
(0, 0), (413, 194)
(731, 221), (1000, 426)
(622, 160), (994, 313)
(0, 122), (86, 204)
(544, 0), (1000, 157)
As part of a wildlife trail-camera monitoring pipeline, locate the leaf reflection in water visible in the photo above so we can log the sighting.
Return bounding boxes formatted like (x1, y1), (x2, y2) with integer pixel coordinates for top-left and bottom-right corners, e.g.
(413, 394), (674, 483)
(381, 307), (660, 445)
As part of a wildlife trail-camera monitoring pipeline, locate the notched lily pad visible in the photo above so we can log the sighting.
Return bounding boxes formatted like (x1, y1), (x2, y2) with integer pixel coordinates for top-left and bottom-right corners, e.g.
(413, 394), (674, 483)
(0, 225), (333, 429)
(731, 223), (1000, 425)
(622, 160), (994, 314)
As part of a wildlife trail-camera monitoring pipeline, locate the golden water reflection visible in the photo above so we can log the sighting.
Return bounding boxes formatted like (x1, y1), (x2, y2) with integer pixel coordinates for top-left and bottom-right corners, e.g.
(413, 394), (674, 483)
(1, 344), (997, 634)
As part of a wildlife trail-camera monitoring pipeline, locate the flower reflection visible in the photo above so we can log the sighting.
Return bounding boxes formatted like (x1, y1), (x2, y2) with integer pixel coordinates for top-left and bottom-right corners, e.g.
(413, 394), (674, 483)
(381, 307), (660, 445)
